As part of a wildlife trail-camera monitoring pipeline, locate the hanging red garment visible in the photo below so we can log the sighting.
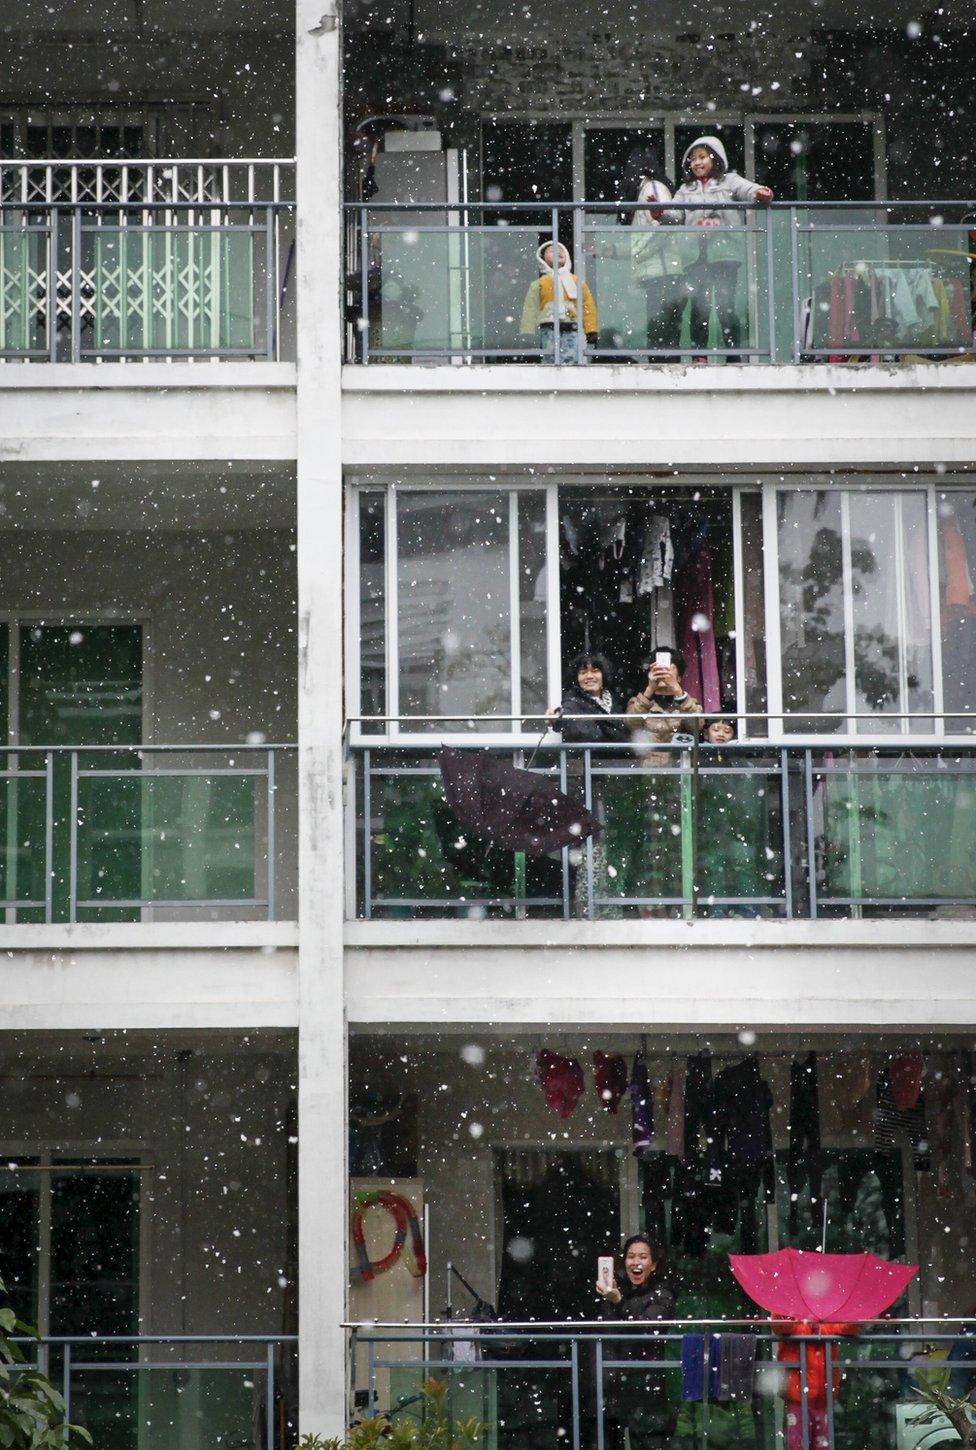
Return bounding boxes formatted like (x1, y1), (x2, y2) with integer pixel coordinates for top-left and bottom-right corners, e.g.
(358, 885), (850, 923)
(943, 516), (975, 610)
(827, 273), (850, 350)
(774, 1319), (859, 1406)
(678, 542), (721, 712)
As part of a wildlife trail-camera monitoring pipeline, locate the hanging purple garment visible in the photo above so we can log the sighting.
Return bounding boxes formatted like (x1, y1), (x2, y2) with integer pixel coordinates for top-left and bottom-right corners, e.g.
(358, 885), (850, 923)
(679, 543), (721, 712)
(630, 1051), (653, 1154)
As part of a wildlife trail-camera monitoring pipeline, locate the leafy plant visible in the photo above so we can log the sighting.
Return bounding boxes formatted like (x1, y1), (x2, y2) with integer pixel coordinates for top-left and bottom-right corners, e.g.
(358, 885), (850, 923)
(0, 1280), (91, 1449)
(295, 1377), (484, 1450)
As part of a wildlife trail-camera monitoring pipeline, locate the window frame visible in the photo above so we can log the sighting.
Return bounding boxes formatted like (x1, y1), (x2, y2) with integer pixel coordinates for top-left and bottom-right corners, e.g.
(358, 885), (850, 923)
(0, 1147), (152, 1339)
(763, 477), (975, 744)
(346, 477), (560, 746)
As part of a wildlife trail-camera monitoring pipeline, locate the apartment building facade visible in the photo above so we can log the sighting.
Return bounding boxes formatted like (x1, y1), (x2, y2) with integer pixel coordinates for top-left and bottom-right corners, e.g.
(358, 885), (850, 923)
(0, 0), (975, 1446)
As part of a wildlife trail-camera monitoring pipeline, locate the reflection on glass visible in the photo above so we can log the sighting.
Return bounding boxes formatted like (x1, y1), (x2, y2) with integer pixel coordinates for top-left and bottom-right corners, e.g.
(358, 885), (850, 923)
(778, 490), (846, 731)
(518, 492), (548, 730)
(371, 228), (542, 357)
(359, 492), (386, 734)
(849, 492), (933, 733)
(778, 490), (933, 733)
(801, 227), (972, 356)
(397, 492), (512, 728)
(819, 755), (975, 905)
(740, 492), (767, 732)
(937, 491), (976, 732)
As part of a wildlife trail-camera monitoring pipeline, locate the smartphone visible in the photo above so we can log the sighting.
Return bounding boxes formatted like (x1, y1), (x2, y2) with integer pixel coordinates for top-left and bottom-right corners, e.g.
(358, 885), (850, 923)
(597, 1256), (615, 1291)
(654, 649), (672, 668)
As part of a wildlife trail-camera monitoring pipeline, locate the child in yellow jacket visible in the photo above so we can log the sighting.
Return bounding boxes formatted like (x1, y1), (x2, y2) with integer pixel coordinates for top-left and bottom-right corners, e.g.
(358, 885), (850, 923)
(520, 242), (597, 362)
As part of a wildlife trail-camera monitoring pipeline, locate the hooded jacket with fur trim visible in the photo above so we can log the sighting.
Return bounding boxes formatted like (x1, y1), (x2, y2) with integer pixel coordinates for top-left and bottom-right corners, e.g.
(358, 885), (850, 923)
(663, 135), (764, 228)
(520, 242), (598, 335)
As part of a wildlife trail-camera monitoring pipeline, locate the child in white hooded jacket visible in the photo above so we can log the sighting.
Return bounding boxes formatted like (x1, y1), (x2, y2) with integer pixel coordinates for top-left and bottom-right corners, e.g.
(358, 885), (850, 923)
(663, 135), (772, 228)
(660, 135), (773, 357)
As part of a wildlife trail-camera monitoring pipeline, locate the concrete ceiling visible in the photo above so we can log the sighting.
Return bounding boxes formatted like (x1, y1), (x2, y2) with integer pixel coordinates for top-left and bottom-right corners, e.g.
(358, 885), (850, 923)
(2, 0), (291, 36)
(0, 461), (296, 531)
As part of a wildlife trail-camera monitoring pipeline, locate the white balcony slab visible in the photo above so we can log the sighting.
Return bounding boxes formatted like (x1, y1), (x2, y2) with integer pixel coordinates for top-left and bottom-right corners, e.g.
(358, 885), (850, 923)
(343, 918), (976, 1030)
(0, 922), (299, 1029)
(342, 362), (976, 468)
(0, 363), (297, 461)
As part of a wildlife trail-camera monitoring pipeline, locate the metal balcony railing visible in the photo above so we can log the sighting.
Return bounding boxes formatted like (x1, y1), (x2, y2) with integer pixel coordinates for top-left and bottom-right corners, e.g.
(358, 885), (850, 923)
(0, 742), (296, 923)
(12, 1333), (297, 1450)
(349, 1320), (972, 1450)
(344, 199), (976, 365)
(347, 721), (976, 920)
(0, 158), (295, 361)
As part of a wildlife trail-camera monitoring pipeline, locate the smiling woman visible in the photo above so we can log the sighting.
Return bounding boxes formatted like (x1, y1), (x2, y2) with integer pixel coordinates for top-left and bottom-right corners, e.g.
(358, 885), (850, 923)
(595, 1234), (676, 1450)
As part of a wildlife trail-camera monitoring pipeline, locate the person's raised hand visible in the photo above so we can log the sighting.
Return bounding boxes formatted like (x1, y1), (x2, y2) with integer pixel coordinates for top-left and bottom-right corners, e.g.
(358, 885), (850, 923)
(648, 663), (681, 695)
(595, 1280), (622, 1303)
(755, 185), (773, 204)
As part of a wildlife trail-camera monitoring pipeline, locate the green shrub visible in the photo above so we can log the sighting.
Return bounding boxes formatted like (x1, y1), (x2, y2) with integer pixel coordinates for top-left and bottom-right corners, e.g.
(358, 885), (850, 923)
(0, 1278), (91, 1449)
(296, 1377), (484, 1450)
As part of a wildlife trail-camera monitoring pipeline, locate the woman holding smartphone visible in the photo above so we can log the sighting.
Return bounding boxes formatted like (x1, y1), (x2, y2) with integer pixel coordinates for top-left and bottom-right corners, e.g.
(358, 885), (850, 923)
(594, 1235), (676, 1450)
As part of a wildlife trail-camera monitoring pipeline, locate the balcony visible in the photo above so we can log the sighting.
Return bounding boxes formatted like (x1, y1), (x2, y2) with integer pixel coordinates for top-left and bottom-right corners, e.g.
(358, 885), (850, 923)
(348, 734), (976, 921)
(346, 1328), (962, 1450)
(10, 1333), (296, 1449)
(1, 743), (296, 923)
(350, 1321), (967, 1450)
(0, 160), (294, 363)
(344, 200), (976, 368)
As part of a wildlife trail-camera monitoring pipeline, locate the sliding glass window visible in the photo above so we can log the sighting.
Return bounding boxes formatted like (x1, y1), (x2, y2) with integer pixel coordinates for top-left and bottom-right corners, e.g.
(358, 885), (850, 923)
(777, 487), (934, 734)
(353, 485), (552, 737)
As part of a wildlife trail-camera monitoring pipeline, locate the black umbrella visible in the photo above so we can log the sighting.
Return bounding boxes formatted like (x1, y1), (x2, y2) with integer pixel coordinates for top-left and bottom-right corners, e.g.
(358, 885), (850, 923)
(438, 748), (600, 857)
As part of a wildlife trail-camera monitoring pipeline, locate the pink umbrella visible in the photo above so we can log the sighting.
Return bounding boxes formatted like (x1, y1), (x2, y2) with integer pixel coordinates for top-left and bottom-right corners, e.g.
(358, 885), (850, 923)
(729, 1248), (917, 1321)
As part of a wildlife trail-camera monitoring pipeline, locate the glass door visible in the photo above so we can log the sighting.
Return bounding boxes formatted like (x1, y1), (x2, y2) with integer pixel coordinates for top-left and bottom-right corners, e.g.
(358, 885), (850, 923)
(580, 124), (668, 352)
(0, 1158), (142, 1450)
(15, 622), (143, 921)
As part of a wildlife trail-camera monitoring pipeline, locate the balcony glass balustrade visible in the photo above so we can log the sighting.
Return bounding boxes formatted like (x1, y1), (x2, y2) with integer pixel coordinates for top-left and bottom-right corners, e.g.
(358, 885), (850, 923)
(344, 200), (976, 366)
(0, 743), (296, 923)
(349, 730), (976, 921)
(348, 1321), (968, 1450)
(9, 1335), (296, 1450)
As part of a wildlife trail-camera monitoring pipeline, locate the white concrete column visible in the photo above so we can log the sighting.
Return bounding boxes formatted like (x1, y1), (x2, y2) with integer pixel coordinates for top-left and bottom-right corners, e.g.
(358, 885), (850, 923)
(295, 0), (347, 1436)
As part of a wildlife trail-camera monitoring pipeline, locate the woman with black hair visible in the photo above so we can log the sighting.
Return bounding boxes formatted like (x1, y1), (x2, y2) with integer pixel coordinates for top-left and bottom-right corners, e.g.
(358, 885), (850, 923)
(547, 652), (629, 745)
(595, 1235), (676, 1450)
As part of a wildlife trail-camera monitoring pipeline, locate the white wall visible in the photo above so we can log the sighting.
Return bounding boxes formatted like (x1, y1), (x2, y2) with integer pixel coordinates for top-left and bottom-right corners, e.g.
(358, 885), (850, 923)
(0, 523), (299, 917)
(0, 1032), (296, 1337)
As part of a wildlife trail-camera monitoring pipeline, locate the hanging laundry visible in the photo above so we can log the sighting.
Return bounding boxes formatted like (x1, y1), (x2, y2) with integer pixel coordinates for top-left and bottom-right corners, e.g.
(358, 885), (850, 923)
(788, 1052), (822, 1234)
(705, 1057), (775, 1252)
(593, 1050), (629, 1114)
(536, 1050), (585, 1119)
(889, 1053), (924, 1110)
(678, 541), (722, 712)
(874, 1057), (929, 1169)
(637, 513), (674, 594)
(671, 1052), (713, 1256)
(630, 1050), (653, 1151)
(666, 1065), (686, 1161)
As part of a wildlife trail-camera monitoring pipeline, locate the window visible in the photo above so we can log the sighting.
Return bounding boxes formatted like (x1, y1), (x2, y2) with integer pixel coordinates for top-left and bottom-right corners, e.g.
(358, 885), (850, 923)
(776, 488), (934, 734)
(353, 486), (552, 737)
(0, 1157), (142, 1449)
(936, 490), (976, 732)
